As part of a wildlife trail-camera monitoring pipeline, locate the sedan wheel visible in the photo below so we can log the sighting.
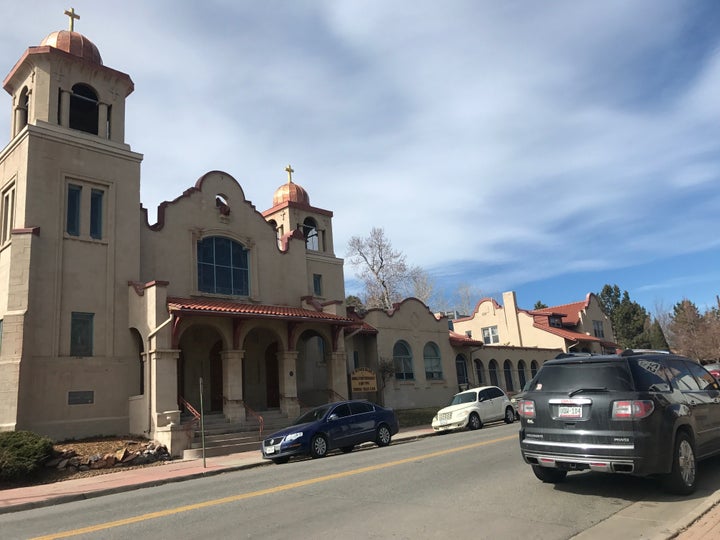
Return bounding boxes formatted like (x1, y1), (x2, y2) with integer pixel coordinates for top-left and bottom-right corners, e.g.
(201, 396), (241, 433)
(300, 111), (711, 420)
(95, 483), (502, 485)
(376, 424), (392, 447)
(468, 413), (482, 430)
(310, 434), (328, 459)
(504, 407), (515, 424)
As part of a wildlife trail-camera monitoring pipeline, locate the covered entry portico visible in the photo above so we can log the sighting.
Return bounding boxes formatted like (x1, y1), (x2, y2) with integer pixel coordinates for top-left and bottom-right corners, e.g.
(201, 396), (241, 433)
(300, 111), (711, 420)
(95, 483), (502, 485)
(128, 286), (354, 455)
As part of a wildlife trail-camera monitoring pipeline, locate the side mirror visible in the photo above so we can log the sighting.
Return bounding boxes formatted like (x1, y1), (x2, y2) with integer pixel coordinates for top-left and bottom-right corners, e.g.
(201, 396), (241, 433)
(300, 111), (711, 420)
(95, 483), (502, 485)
(328, 414), (339, 421)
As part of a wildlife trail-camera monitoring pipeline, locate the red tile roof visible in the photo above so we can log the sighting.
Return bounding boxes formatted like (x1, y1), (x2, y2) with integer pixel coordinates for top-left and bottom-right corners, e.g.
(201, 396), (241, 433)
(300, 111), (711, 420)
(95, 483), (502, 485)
(167, 297), (354, 324)
(449, 331), (485, 347)
(533, 321), (600, 343)
(530, 294), (595, 326)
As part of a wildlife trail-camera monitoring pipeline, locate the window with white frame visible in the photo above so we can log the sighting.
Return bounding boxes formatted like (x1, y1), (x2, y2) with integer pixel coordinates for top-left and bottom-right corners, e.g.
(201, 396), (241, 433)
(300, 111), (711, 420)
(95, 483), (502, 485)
(1, 183), (15, 244)
(549, 316), (563, 328)
(393, 340), (414, 380)
(481, 325), (499, 344)
(423, 342), (443, 380)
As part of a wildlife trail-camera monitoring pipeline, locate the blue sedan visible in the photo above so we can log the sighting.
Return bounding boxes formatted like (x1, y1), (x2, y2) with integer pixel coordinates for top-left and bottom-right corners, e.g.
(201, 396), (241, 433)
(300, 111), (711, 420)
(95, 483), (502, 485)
(261, 400), (399, 464)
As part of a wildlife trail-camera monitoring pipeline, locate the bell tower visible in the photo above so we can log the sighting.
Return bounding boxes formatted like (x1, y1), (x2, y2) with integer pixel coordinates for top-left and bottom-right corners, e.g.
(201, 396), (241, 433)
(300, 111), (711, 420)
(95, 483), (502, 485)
(0, 10), (143, 438)
(4, 8), (133, 143)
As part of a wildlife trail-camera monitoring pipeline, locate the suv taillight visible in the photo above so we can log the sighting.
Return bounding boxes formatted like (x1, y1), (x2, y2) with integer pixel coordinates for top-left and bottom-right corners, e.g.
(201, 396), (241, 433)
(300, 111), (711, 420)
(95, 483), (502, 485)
(518, 399), (535, 419)
(612, 400), (654, 419)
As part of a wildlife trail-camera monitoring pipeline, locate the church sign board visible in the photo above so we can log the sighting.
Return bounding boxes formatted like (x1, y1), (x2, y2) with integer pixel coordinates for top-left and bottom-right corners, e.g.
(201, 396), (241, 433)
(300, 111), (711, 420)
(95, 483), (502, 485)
(350, 368), (377, 393)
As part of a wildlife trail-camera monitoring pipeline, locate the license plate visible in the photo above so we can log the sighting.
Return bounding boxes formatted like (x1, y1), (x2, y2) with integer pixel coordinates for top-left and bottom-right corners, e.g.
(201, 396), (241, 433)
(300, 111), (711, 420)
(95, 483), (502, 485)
(265, 446), (275, 454)
(558, 406), (582, 418)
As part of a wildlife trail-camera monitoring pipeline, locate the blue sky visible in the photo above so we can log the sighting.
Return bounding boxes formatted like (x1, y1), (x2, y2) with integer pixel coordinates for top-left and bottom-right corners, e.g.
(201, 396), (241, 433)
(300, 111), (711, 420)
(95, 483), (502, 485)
(2, 1), (719, 315)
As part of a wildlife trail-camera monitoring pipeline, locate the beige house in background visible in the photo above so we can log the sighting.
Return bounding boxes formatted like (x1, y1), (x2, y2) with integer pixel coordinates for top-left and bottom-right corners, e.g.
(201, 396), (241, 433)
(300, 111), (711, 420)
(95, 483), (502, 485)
(453, 291), (618, 355)
(0, 18), (616, 455)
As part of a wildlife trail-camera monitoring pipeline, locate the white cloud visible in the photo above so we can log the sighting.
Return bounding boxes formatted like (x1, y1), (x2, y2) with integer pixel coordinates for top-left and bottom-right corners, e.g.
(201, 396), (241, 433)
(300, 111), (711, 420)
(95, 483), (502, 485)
(2, 0), (719, 310)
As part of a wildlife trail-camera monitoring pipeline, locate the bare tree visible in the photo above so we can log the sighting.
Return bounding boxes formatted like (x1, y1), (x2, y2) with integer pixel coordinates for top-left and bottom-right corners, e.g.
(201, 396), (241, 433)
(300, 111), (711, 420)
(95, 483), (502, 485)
(407, 266), (435, 306)
(347, 227), (431, 310)
(653, 299), (674, 349)
(454, 283), (483, 316)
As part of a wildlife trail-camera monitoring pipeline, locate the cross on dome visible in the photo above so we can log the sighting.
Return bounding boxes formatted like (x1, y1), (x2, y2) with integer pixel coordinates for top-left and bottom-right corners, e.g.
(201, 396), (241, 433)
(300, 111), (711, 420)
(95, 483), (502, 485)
(64, 7), (80, 31)
(285, 164), (294, 183)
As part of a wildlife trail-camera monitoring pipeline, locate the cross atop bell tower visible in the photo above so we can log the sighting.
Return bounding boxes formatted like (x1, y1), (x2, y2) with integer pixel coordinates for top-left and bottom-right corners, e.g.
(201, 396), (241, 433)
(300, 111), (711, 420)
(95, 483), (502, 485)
(64, 7), (80, 31)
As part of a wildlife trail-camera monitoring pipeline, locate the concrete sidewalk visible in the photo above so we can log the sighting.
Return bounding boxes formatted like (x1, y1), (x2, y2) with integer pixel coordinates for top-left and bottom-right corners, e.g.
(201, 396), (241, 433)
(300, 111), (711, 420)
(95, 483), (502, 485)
(1, 426), (719, 539)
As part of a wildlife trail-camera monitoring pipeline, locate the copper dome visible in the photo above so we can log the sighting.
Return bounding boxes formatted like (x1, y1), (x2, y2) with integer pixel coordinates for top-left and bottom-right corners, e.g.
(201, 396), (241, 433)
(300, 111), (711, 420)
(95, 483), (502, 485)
(40, 30), (103, 64)
(273, 180), (310, 206)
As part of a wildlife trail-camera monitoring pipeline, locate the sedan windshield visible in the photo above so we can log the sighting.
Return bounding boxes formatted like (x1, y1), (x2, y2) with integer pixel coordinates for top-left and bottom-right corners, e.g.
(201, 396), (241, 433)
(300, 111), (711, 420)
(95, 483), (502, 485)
(449, 391), (477, 405)
(294, 405), (331, 425)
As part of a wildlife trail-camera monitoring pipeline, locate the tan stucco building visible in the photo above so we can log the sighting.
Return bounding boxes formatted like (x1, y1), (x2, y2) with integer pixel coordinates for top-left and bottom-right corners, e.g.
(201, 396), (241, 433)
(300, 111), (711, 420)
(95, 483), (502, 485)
(453, 291), (618, 355)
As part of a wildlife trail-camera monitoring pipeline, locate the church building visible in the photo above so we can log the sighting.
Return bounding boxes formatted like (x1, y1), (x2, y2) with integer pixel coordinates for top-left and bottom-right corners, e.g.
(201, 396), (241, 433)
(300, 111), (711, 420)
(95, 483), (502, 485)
(0, 14), (364, 454)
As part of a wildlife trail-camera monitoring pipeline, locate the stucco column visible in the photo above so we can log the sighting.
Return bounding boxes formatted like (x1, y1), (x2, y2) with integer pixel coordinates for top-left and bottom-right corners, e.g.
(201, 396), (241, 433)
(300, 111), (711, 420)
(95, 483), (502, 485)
(327, 352), (349, 401)
(59, 90), (71, 127)
(222, 349), (246, 422)
(97, 103), (108, 138)
(150, 348), (181, 429)
(278, 350), (300, 418)
(13, 106), (27, 136)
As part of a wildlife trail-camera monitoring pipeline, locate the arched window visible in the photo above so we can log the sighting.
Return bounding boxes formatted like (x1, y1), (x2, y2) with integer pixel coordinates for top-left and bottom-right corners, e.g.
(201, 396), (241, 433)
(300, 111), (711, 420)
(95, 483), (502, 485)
(489, 359), (499, 387)
(504, 360), (514, 392)
(518, 360), (527, 390)
(423, 342), (442, 380)
(69, 83), (99, 135)
(197, 236), (249, 296)
(456, 355), (469, 388)
(474, 359), (484, 386)
(303, 217), (319, 251)
(16, 87), (29, 133)
(530, 360), (539, 378)
(393, 340), (414, 380)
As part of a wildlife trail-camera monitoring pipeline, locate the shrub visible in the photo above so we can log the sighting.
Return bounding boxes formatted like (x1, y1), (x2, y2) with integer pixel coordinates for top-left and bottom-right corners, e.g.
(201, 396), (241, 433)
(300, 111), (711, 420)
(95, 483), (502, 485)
(396, 408), (437, 428)
(0, 430), (54, 482)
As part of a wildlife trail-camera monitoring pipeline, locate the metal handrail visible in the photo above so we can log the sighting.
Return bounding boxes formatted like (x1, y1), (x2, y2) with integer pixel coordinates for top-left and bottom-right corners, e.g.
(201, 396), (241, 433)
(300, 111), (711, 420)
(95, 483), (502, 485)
(327, 389), (346, 402)
(244, 404), (264, 440)
(179, 396), (201, 421)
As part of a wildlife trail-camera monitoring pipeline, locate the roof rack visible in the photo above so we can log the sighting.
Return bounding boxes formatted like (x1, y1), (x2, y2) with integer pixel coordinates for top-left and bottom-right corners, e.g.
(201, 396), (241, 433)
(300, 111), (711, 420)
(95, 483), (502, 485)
(554, 352), (595, 359)
(619, 349), (671, 356)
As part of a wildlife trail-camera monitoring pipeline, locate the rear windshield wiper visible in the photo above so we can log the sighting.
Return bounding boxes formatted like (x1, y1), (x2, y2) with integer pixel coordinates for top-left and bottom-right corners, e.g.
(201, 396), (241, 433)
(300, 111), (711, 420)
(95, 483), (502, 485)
(568, 387), (609, 397)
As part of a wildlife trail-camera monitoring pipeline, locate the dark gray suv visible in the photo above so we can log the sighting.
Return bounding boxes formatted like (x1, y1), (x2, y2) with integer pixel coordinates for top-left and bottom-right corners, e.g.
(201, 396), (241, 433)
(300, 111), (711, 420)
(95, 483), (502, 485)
(517, 350), (720, 494)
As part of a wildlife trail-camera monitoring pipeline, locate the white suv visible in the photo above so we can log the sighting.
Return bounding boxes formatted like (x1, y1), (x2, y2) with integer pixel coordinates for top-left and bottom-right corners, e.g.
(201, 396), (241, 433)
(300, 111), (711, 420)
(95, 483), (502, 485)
(432, 385), (516, 432)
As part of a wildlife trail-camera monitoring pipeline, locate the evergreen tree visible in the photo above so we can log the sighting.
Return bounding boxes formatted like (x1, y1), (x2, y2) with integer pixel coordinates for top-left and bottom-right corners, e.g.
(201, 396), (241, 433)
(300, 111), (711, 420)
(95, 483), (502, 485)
(647, 320), (670, 350)
(597, 284), (648, 349)
(534, 301), (548, 309)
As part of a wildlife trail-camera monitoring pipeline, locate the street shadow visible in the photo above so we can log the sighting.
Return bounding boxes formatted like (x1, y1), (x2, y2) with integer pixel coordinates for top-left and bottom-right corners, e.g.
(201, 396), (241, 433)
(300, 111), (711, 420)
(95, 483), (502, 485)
(544, 453), (720, 504)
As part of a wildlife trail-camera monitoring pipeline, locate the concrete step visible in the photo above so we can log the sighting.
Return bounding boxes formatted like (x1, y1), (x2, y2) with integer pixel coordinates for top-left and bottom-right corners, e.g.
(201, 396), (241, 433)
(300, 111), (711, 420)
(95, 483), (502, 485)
(181, 409), (296, 459)
(183, 437), (261, 459)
